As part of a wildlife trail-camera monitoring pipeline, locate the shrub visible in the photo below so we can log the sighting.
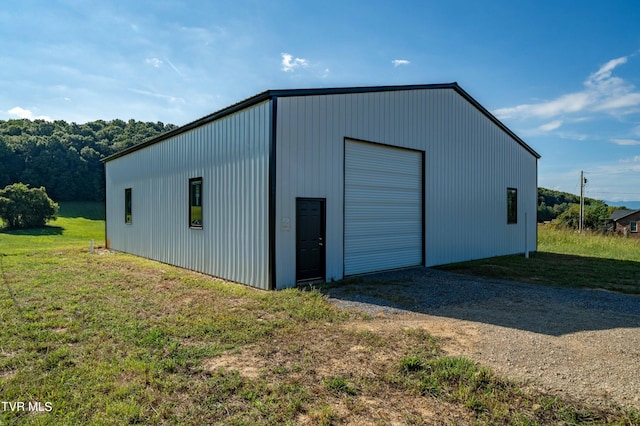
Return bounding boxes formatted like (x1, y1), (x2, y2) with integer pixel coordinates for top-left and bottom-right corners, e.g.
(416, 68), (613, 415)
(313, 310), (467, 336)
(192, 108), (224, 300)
(0, 183), (58, 229)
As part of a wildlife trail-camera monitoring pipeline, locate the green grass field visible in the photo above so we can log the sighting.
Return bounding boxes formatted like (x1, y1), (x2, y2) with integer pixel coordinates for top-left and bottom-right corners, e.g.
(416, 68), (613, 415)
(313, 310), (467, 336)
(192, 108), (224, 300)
(0, 202), (105, 255)
(1, 205), (639, 424)
(539, 224), (640, 261)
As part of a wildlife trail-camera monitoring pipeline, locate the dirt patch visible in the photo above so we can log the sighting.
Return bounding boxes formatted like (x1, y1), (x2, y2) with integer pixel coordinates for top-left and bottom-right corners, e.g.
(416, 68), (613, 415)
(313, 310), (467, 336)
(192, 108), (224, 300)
(297, 392), (469, 426)
(346, 313), (481, 356)
(203, 352), (264, 379)
(199, 324), (476, 424)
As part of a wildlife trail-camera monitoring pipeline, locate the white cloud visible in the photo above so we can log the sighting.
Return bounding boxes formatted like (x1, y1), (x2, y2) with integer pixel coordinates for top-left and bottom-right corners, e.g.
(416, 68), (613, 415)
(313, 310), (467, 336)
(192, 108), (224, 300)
(392, 59), (410, 67)
(8, 106), (52, 121)
(557, 131), (588, 141)
(495, 92), (591, 119)
(588, 56), (627, 84)
(281, 53), (309, 72)
(8, 106), (33, 118)
(145, 57), (163, 68)
(598, 158), (640, 174)
(610, 138), (640, 146)
(541, 159), (640, 202)
(494, 54), (640, 120)
(594, 93), (640, 111)
(129, 89), (185, 104)
(538, 120), (563, 132)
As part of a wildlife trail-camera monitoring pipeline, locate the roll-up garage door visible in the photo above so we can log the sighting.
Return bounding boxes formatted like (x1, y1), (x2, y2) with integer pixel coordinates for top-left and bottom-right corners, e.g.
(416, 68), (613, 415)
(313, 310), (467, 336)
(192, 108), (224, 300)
(344, 139), (423, 275)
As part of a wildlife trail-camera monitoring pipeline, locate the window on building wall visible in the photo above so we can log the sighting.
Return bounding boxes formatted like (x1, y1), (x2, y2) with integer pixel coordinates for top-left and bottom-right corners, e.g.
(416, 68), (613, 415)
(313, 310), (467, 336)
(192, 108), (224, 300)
(125, 188), (132, 224)
(507, 188), (517, 224)
(631, 221), (638, 233)
(189, 178), (203, 228)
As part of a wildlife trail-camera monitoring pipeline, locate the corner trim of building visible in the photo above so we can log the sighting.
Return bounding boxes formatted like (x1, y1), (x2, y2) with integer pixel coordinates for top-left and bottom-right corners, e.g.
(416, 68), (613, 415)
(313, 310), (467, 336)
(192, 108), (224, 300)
(268, 96), (278, 290)
(103, 165), (108, 248)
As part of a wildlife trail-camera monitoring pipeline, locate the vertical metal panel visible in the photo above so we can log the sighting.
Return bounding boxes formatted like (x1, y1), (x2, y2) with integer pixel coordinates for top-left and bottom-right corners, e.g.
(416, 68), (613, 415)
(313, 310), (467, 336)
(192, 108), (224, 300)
(275, 88), (537, 288)
(344, 140), (423, 275)
(105, 101), (271, 289)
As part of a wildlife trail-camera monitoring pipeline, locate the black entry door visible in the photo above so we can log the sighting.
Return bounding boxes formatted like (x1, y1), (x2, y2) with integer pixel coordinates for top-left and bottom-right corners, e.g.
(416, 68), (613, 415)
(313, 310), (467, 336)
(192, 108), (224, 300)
(296, 198), (326, 282)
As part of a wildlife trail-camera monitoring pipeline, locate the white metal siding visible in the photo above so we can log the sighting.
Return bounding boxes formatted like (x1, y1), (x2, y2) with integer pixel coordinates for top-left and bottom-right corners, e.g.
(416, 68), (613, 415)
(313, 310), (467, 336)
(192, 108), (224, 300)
(275, 89), (537, 288)
(344, 139), (422, 275)
(105, 101), (271, 289)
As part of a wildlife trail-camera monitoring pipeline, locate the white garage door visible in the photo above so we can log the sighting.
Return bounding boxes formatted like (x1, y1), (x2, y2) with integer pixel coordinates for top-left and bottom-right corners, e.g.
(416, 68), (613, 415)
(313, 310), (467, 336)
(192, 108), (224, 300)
(344, 139), (423, 275)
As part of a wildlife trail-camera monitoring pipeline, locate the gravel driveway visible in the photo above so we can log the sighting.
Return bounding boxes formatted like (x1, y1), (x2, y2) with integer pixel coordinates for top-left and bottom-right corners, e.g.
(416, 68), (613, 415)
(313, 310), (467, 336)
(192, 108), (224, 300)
(321, 268), (640, 409)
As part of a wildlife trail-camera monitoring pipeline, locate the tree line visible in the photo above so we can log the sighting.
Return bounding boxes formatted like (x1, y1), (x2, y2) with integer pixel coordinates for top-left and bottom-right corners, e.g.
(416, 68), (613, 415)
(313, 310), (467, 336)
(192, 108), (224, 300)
(0, 118), (625, 231)
(0, 118), (176, 201)
(538, 187), (622, 230)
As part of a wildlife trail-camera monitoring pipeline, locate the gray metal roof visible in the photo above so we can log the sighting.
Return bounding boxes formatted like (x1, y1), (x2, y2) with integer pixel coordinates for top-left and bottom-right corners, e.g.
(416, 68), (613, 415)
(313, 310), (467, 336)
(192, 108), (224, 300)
(609, 209), (640, 221)
(103, 83), (541, 162)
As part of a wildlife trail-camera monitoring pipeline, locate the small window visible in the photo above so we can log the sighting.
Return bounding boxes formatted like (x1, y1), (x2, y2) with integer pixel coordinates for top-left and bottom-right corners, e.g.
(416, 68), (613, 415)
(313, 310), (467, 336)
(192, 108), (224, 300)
(631, 221), (638, 233)
(125, 188), (132, 224)
(507, 188), (517, 224)
(189, 178), (203, 228)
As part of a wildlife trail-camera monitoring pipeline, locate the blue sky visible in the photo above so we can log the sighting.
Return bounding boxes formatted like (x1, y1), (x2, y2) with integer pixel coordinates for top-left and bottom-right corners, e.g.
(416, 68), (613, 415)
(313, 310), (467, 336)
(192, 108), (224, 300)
(1, 1), (639, 203)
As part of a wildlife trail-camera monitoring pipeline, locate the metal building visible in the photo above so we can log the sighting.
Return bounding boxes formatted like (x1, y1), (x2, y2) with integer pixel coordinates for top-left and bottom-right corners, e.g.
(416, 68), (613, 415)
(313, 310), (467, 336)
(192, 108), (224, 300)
(103, 83), (540, 290)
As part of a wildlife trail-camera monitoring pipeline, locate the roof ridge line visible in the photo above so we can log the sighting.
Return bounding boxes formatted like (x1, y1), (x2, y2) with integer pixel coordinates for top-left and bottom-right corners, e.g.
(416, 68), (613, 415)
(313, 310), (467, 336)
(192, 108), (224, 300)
(103, 83), (540, 162)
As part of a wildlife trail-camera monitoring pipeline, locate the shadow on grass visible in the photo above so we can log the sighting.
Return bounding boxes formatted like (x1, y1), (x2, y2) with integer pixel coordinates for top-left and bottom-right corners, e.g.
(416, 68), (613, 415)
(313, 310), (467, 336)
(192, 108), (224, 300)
(319, 253), (640, 337)
(58, 201), (105, 220)
(0, 225), (64, 236)
(439, 252), (640, 295)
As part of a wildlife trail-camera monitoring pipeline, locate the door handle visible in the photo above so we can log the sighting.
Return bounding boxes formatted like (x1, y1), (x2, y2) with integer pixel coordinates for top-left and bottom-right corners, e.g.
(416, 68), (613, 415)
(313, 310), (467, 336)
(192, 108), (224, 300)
(318, 242), (324, 246)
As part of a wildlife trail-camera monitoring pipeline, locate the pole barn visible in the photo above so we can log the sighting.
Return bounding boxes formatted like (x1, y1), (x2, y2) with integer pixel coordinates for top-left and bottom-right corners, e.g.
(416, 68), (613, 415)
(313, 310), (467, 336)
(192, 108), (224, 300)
(103, 83), (540, 290)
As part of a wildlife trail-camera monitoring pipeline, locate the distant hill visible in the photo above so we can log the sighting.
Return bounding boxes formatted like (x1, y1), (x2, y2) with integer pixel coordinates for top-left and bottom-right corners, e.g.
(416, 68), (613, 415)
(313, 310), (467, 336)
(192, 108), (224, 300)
(0, 118), (176, 201)
(606, 200), (640, 210)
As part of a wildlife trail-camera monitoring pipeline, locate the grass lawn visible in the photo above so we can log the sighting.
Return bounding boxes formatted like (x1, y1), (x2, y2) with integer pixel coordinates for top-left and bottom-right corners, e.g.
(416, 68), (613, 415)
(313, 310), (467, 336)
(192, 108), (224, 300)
(439, 225), (640, 294)
(1, 205), (639, 424)
(0, 202), (105, 255)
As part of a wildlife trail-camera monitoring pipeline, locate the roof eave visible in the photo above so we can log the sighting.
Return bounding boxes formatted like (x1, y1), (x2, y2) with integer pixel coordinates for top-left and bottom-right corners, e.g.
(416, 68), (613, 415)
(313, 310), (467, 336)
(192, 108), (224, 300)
(610, 209), (640, 221)
(102, 90), (274, 162)
(102, 82), (540, 162)
(450, 84), (540, 159)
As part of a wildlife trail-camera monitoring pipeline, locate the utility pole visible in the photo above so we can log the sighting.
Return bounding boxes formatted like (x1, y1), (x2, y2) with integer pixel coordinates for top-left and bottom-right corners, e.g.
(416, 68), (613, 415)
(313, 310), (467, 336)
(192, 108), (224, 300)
(579, 171), (587, 233)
